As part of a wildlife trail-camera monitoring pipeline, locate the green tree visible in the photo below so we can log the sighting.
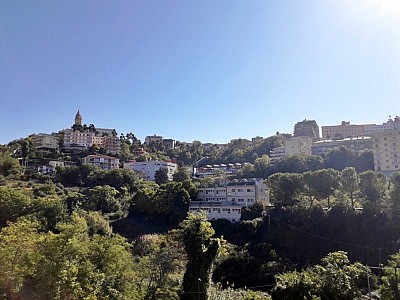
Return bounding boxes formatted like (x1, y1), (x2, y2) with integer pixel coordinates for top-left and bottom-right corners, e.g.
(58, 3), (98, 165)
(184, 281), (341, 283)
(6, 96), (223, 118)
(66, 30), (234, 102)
(0, 152), (22, 179)
(267, 173), (303, 210)
(310, 168), (340, 208)
(84, 185), (120, 214)
(0, 219), (41, 298)
(173, 167), (192, 182)
(179, 212), (221, 300)
(340, 167), (360, 207)
(0, 187), (32, 227)
(380, 250), (400, 300)
(359, 170), (387, 212)
(272, 251), (370, 300)
(254, 154), (270, 178)
(324, 146), (355, 171)
(155, 167), (169, 185)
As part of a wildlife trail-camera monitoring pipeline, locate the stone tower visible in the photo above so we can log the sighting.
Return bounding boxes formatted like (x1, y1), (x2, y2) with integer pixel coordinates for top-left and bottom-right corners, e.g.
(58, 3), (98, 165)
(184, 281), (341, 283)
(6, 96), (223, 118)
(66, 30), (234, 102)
(74, 110), (82, 126)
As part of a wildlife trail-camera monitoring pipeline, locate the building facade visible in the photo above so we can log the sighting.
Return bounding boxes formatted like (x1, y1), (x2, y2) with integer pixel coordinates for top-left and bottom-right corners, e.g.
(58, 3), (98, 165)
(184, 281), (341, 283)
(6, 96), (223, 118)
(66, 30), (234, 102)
(293, 119), (320, 139)
(63, 112), (119, 154)
(311, 136), (372, 156)
(269, 136), (312, 163)
(123, 160), (178, 181)
(82, 155), (120, 170)
(371, 130), (400, 176)
(145, 135), (163, 145)
(322, 117), (400, 139)
(189, 178), (269, 222)
(30, 133), (59, 151)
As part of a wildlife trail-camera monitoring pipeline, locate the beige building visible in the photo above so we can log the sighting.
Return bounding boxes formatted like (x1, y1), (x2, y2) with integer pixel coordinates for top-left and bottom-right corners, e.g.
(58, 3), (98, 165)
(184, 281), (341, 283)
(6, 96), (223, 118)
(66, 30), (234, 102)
(145, 135), (163, 145)
(285, 136), (312, 156)
(372, 130), (400, 176)
(30, 133), (59, 151)
(322, 117), (400, 139)
(269, 136), (312, 164)
(322, 121), (367, 139)
(63, 112), (119, 153)
(82, 155), (120, 170)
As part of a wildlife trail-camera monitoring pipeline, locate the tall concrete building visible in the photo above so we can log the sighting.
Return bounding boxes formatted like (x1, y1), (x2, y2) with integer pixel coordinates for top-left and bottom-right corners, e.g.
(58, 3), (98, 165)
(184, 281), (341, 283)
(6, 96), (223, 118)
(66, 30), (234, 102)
(371, 129), (400, 176)
(293, 119), (320, 140)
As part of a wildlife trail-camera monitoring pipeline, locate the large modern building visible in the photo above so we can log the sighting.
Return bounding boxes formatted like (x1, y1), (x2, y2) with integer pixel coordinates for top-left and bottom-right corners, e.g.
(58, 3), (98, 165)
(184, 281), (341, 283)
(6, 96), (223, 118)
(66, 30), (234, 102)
(293, 119), (320, 140)
(123, 160), (178, 181)
(322, 121), (369, 139)
(321, 117), (400, 139)
(189, 178), (269, 222)
(371, 130), (400, 176)
(82, 155), (120, 170)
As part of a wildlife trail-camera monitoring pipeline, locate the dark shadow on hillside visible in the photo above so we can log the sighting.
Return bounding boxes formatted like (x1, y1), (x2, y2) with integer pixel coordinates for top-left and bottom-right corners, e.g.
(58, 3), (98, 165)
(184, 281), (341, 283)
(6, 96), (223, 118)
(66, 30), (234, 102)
(110, 212), (177, 241)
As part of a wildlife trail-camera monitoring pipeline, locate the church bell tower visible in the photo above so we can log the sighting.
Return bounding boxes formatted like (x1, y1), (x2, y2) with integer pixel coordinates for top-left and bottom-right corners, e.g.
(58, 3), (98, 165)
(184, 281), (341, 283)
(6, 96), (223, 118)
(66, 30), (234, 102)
(75, 110), (82, 126)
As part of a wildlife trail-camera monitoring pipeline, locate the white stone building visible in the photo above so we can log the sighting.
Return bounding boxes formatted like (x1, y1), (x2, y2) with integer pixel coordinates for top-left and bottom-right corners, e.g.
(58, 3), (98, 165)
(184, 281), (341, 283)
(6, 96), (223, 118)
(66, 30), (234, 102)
(123, 160), (178, 181)
(189, 178), (269, 222)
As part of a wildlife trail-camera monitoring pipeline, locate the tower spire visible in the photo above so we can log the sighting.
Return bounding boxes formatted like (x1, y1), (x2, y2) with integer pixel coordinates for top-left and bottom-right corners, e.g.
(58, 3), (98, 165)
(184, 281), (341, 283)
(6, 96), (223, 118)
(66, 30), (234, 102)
(75, 109), (82, 126)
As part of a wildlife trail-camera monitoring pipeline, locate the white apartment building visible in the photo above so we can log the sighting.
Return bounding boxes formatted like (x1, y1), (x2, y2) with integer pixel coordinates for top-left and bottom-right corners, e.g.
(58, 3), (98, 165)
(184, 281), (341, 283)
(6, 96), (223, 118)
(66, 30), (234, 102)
(269, 136), (312, 163)
(123, 160), (178, 181)
(82, 155), (120, 170)
(190, 178), (269, 222)
(371, 130), (400, 176)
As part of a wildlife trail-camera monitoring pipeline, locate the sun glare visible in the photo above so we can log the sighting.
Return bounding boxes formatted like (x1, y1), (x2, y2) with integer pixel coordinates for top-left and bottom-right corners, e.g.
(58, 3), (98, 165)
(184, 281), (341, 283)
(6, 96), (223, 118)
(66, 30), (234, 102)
(349, 0), (400, 21)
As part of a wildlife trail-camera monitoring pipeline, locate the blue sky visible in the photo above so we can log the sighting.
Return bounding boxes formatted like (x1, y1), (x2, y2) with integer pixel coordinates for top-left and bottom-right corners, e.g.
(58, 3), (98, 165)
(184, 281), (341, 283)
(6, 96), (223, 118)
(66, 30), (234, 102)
(1, 0), (399, 144)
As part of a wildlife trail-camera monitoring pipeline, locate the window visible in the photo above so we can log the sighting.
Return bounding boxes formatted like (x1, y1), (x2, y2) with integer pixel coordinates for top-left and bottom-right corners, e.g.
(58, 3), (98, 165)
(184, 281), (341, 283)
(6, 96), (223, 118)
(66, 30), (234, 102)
(247, 189), (251, 192)
(231, 189), (235, 192)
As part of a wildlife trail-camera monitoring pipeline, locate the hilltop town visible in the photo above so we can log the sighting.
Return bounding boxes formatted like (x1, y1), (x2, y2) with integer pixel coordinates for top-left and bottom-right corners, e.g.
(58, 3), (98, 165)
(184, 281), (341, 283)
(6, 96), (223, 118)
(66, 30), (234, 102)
(1, 112), (400, 299)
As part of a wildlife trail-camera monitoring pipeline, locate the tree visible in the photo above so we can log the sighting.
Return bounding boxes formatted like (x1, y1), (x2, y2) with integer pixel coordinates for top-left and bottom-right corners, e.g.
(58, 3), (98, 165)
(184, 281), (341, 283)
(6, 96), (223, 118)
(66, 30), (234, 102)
(0, 187), (32, 227)
(0, 219), (41, 298)
(324, 146), (355, 171)
(389, 172), (400, 220)
(340, 167), (360, 207)
(272, 251), (370, 300)
(173, 167), (192, 182)
(155, 167), (169, 185)
(267, 173), (303, 210)
(253, 155), (270, 178)
(380, 250), (400, 299)
(310, 168), (340, 208)
(359, 170), (387, 212)
(179, 212), (221, 300)
(0, 152), (22, 179)
(84, 185), (120, 214)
